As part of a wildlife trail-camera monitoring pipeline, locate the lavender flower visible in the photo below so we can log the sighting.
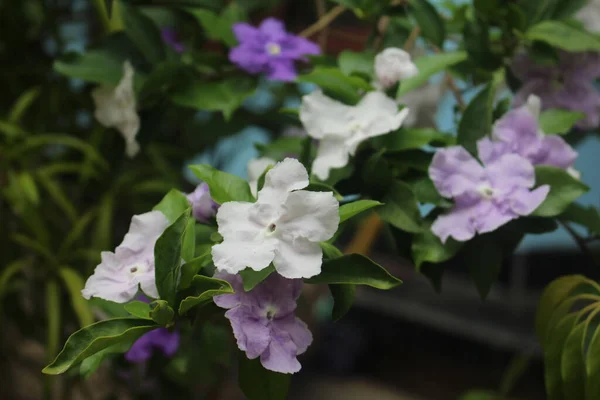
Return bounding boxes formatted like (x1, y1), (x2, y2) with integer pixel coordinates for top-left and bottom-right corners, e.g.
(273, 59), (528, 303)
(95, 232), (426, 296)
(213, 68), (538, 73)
(478, 95), (578, 172)
(429, 145), (550, 243)
(161, 28), (184, 53)
(125, 328), (180, 363)
(229, 18), (320, 82)
(511, 51), (600, 130)
(214, 272), (313, 374)
(187, 183), (219, 223)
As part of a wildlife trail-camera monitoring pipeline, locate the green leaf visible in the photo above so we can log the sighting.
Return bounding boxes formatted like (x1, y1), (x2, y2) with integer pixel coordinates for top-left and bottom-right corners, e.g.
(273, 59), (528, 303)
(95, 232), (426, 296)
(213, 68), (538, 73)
(339, 200), (383, 223)
(155, 208), (191, 305)
(120, 3), (165, 64)
(532, 166), (589, 217)
(397, 51), (467, 96)
(306, 254), (402, 289)
(464, 235), (504, 300)
(561, 322), (586, 399)
(408, 0), (446, 47)
(153, 189), (190, 223)
(179, 250), (213, 290)
(238, 353), (291, 400)
(297, 67), (370, 104)
(561, 203), (600, 236)
(540, 109), (585, 135)
(377, 181), (423, 233)
(377, 127), (455, 152)
(42, 318), (157, 375)
(124, 301), (152, 319)
(178, 275), (233, 315)
(338, 50), (374, 77)
(79, 340), (134, 379)
(53, 51), (124, 85)
(240, 266), (275, 292)
(150, 300), (175, 326)
(256, 137), (304, 160)
(526, 21), (600, 52)
(187, 4), (247, 46)
(0, 259), (26, 299)
(329, 284), (356, 321)
(46, 280), (61, 363)
(544, 313), (579, 399)
(9, 86), (41, 123)
(189, 164), (254, 204)
(585, 322), (600, 399)
(411, 178), (452, 207)
(411, 224), (463, 269)
(171, 77), (255, 120)
(58, 268), (95, 328)
(457, 83), (496, 155)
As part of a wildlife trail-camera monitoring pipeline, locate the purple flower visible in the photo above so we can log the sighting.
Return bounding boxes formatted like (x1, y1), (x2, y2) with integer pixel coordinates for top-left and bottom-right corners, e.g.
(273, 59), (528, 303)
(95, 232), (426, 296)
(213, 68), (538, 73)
(511, 51), (600, 130)
(478, 95), (578, 171)
(229, 18), (320, 82)
(214, 272), (313, 374)
(161, 28), (184, 53)
(125, 328), (180, 363)
(187, 183), (219, 223)
(429, 145), (550, 243)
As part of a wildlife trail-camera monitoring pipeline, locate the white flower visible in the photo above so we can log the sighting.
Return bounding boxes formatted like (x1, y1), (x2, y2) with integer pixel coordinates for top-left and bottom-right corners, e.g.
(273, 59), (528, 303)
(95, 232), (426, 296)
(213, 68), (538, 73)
(212, 158), (339, 279)
(247, 157), (276, 196)
(300, 90), (410, 180)
(92, 61), (141, 158)
(374, 48), (419, 89)
(577, 0), (600, 32)
(82, 211), (169, 303)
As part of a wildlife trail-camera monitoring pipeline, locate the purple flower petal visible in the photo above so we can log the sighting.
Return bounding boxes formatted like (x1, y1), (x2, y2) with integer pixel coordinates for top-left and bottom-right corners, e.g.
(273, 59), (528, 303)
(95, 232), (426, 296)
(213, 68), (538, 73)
(535, 135), (578, 169)
(429, 146), (485, 198)
(125, 328), (180, 363)
(259, 18), (287, 41)
(260, 326), (301, 374)
(225, 307), (271, 359)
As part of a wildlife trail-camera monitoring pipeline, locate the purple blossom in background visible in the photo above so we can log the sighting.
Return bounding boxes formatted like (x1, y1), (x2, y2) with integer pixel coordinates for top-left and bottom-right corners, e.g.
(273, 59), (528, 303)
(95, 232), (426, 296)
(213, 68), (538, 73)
(161, 28), (184, 53)
(429, 145), (550, 243)
(229, 18), (320, 82)
(187, 183), (219, 223)
(511, 51), (600, 130)
(214, 272), (312, 374)
(125, 328), (180, 363)
(478, 95), (578, 172)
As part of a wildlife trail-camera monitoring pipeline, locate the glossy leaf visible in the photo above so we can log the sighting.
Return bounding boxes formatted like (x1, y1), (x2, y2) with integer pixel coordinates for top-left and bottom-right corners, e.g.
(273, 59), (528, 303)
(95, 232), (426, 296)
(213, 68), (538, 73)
(240, 265), (275, 292)
(532, 166), (589, 217)
(411, 224), (463, 269)
(178, 275), (233, 315)
(306, 254), (402, 289)
(377, 181), (423, 233)
(457, 83), (496, 155)
(189, 164), (254, 204)
(339, 200), (383, 223)
(124, 301), (152, 320)
(329, 284), (356, 321)
(179, 250), (213, 290)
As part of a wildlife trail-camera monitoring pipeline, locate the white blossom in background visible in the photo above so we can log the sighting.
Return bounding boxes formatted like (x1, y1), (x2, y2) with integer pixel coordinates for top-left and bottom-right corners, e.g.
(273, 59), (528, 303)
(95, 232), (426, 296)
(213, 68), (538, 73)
(300, 90), (410, 180)
(399, 83), (442, 127)
(82, 211), (169, 302)
(213, 158), (339, 279)
(577, 0), (600, 32)
(247, 156), (276, 196)
(92, 61), (141, 158)
(374, 47), (419, 89)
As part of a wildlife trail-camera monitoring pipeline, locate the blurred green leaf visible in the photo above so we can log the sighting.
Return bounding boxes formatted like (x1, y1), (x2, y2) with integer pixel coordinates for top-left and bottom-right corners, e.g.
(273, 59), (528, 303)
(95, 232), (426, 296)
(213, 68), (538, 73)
(189, 164), (254, 204)
(561, 203), (600, 236)
(59, 268), (95, 328)
(539, 109), (585, 135)
(397, 51), (467, 97)
(0, 259), (27, 299)
(187, 3), (247, 46)
(46, 280), (61, 365)
(120, 2), (166, 64)
(150, 300), (175, 325)
(408, 0), (446, 47)
(298, 67), (370, 105)
(339, 200), (382, 223)
(457, 81), (498, 155)
(532, 166), (589, 217)
(377, 127), (455, 151)
(154, 189), (190, 223)
(9, 86), (40, 123)
(411, 224), (463, 269)
(238, 353), (291, 400)
(338, 50), (374, 77)
(377, 181), (423, 233)
(526, 21), (600, 52)
(329, 284), (356, 321)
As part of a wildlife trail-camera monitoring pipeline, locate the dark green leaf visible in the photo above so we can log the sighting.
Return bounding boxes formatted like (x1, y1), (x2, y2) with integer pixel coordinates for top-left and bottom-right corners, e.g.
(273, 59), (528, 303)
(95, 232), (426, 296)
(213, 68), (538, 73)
(411, 224), (463, 269)
(124, 301), (152, 319)
(79, 340), (134, 379)
(297, 67), (370, 105)
(178, 275), (233, 315)
(463, 16), (502, 70)
(120, 3), (166, 64)
(561, 322), (586, 399)
(457, 83), (496, 155)
(240, 266), (275, 292)
(153, 189), (190, 222)
(179, 250), (213, 290)
(561, 203), (600, 236)
(53, 51), (124, 85)
(464, 234), (504, 300)
(339, 200), (383, 223)
(408, 0), (446, 47)
(397, 51), (467, 96)
(377, 181), (423, 233)
(540, 109), (585, 135)
(150, 300), (175, 325)
(42, 318), (157, 375)
(526, 21), (600, 52)
(46, 280), (61, 366)
(338, 50), (374, 77)
(411, 178), (452, 207)
(544, 313), (579, 399)
(532, 166), (589, 217)
(155, 209), (191, 305)
(320, 242), (344, 259)
(306, 254), (402, 289)
(377, 127), (455, 152)
(189, 164), (254, 203)
(238, 353), (291, 400)
(329, 284), (356, 321)
(187, 4), (247, 46)
(362, 151), (394, 198)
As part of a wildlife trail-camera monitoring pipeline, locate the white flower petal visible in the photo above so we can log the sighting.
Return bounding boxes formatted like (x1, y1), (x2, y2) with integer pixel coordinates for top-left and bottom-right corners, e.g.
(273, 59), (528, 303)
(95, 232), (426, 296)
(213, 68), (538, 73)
(120, 211), (170, 252)
(92, 61), (141, 158)
(300, 90), (352, 139)
(312, 137), (350, 180)
(525, 94), (541, 119)
(81, 252), (140, 302)
(248, 157), (276, 196)
(257, 158), (309, 205)
(375, 47), (419, 89)
(273, 237), (323, 279)
(213, 202), (276, 274)
(279, 191), (339, 243)
(354, 92), (410, 139)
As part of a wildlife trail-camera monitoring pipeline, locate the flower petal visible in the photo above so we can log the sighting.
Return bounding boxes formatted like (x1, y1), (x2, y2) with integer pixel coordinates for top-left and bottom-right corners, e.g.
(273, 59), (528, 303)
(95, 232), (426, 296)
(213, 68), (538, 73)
(260, 327), (301, 374)
(312, 137), (350, 180)
(273, 315), (313, 355)
(257, 158), (309, 206)
(300, 90), (352, 139)
(120, 211), (170, 252)
(429, 146), (485, 198)
(279, 190), (339, 243)
(535, 135), (578, 169)
(486, 153), (535, 191)
(259, 18), (287, 41)
(354, 91), (410, 138)
(477, 137), (510, 165)
(225, 306), (271, 359)
(281, 35), (320, 59)
(81, 252), (140, 302)
(431, 200), (479, 243)
(509, 185), (550, 216)
(273, 236), (323, 279)
(213, 272), (244, 309)
(266, 59), (297, 81)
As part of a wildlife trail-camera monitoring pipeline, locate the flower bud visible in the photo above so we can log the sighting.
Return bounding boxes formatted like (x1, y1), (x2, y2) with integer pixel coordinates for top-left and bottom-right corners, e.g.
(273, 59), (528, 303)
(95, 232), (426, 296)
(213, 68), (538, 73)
(374, 48), (418, 89)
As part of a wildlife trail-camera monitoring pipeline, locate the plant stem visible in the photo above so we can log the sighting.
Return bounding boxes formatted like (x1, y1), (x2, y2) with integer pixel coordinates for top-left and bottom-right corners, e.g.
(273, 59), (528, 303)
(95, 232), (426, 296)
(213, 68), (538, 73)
(403, 26), (421, 52)
(300, 5), (346, 38)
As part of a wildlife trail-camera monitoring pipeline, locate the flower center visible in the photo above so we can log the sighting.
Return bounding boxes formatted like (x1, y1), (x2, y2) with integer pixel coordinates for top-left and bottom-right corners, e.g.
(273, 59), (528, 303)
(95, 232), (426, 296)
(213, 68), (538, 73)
(128, 263), (144, 276)
(477, 184), (495, 199)
(267, 223), (277, 233)
(265, 305), (278, 320)
(266, 42), (281, 55)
